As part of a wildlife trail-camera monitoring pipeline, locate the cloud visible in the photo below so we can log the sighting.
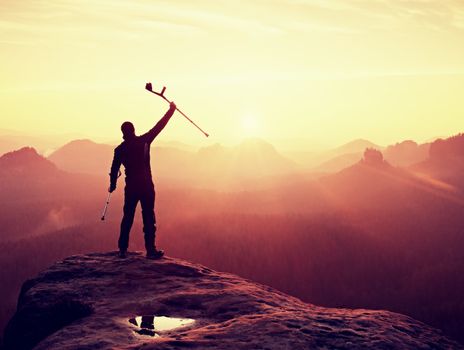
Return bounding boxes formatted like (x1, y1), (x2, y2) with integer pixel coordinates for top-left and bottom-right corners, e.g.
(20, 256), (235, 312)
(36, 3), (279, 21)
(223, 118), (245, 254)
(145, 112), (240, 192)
(2, 0), (463, 48)
(0, 0), (287, 49)
(277, 0), (464, 32)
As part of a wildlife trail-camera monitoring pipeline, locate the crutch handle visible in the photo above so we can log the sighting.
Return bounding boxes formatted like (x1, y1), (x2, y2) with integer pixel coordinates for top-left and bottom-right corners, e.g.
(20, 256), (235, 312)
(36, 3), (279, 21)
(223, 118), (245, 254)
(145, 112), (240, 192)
(145, 82), (209, 137)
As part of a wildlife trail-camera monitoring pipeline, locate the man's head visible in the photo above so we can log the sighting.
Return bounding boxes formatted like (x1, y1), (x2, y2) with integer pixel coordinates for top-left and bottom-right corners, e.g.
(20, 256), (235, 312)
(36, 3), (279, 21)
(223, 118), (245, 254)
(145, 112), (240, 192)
(121, 121), (135, 140)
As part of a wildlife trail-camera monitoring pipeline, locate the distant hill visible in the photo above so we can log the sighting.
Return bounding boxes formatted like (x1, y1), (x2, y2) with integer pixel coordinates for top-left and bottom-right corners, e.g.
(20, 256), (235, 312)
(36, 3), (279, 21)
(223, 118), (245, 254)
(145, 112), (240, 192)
(331, 138), (382, 155)
(194, 138), (297, 179)
(315, 152), (363, 173)
(412, 134), (464, 192)
(316, 147), (462, 213)
(0, 146), (101, 241)
(309, 139), (430, 172)
(429, 133), (464, 160)
(48, 139), (115, 176)
(384, 140), (430, 167)
(0, 147), (57, 179)
(319, 149), (406, 208)
(47, 137), (299, 190)
(286, 139), (382, 170)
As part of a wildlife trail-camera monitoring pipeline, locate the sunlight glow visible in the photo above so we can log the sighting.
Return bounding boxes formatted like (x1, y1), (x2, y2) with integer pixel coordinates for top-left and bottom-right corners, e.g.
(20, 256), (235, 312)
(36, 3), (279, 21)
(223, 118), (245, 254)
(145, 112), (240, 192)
(1, 1), (464, 147)
(241, 115), (260, 136)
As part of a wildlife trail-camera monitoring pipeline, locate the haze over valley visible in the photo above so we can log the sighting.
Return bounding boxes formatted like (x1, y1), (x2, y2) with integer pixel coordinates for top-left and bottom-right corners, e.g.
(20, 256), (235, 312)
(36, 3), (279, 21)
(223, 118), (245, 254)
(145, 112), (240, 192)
(1, 133), (464, 344)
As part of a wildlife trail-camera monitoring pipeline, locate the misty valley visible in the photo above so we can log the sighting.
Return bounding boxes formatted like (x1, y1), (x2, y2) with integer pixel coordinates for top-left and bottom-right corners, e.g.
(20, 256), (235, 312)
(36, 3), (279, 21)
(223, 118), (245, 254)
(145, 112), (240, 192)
(1, 134), (464, 345)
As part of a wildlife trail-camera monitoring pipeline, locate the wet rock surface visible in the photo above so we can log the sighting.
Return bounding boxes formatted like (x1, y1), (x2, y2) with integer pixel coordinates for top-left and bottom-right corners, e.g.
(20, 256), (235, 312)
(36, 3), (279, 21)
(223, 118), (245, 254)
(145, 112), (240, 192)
(4, 252), (462, 349)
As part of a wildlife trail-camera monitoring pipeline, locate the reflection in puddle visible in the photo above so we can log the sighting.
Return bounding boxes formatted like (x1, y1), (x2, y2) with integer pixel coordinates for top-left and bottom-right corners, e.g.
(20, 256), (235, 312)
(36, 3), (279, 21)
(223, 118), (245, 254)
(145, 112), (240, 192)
(129, 315), (195, 337)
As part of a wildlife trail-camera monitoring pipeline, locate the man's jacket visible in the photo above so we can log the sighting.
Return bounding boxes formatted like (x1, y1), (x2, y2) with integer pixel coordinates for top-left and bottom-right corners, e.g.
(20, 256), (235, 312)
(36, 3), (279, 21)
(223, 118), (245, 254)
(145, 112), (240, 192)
(110, 108), (175, 189)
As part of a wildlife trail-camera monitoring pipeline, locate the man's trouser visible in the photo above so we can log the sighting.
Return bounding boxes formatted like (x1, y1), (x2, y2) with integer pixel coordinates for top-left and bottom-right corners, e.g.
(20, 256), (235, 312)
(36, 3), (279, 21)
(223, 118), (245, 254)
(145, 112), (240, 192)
(118, 183), (156, 253)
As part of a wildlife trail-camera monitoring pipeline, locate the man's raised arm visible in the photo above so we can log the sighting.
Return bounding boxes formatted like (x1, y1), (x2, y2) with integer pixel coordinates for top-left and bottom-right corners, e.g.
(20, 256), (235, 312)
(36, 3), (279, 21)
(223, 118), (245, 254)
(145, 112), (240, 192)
(141, 102), (176, 144)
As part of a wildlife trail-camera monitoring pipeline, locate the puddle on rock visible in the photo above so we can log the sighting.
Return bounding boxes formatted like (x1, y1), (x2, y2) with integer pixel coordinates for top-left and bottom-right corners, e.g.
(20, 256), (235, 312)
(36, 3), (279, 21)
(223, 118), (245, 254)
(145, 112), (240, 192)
(129, 315), (195, 337)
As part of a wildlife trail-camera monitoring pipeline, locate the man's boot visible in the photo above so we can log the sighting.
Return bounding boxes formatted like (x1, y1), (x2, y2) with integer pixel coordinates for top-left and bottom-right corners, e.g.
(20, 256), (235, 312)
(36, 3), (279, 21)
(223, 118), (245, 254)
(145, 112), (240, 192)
(145, 234), (164, 260)
(146, 249), (164, 260)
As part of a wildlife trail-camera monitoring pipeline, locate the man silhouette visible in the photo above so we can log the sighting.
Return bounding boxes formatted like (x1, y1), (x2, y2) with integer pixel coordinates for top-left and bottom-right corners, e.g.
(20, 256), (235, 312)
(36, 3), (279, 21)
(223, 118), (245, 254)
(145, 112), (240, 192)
(109, 102), (176, 259)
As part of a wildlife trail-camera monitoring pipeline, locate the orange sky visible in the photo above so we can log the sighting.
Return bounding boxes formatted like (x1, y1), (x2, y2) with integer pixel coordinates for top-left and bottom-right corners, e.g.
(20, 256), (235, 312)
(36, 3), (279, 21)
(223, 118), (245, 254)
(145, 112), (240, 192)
(1, 0), (464, 150)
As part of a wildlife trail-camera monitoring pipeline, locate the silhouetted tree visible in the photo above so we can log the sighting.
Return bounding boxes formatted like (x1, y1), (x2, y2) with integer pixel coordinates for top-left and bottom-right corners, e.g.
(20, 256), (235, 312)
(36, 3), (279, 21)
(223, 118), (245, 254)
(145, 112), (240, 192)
(429, 133), (464, 160)
(362, 148), (384, 166)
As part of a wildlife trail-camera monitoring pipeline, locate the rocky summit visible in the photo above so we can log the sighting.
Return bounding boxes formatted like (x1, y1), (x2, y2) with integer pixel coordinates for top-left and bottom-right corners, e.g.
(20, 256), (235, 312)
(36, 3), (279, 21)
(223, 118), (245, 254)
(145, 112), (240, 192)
(3, 252), (462, 350)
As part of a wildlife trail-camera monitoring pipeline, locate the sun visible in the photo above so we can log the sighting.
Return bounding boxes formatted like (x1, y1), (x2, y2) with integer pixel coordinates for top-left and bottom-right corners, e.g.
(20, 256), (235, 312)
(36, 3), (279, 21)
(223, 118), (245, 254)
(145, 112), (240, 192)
(241, 115), (260, 136)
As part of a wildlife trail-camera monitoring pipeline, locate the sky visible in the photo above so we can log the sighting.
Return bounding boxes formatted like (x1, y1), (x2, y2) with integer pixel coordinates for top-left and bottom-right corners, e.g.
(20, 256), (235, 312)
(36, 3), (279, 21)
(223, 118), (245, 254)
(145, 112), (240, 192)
(1, 0), (464, 150)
